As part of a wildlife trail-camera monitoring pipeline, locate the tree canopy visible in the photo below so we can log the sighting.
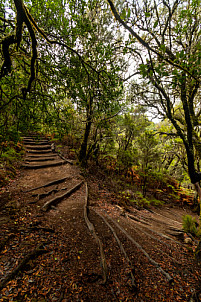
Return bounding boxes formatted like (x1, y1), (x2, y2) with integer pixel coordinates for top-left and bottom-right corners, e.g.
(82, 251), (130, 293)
(0, 0), (201, 191)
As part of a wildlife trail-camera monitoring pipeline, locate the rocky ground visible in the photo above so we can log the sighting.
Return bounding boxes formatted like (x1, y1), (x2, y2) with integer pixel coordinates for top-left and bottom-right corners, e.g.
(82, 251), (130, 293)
(0, 136), (201, 301)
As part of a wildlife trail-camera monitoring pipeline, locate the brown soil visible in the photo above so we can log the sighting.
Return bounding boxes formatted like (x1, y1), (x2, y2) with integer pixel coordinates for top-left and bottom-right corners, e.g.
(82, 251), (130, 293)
(0, 138), (201, 301)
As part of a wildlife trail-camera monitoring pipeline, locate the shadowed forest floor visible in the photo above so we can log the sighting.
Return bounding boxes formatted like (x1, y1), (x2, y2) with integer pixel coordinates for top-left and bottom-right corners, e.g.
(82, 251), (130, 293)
(0, 137), (201, 301)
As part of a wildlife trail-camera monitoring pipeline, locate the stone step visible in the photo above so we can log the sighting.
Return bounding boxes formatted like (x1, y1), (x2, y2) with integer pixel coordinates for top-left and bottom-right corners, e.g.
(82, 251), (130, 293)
(22, 160), (67, 169)
(23, 140), (49, 145)
(26, 150), (53, 154)
(25, 145), (51, 150)
(25, 157), (59, 162)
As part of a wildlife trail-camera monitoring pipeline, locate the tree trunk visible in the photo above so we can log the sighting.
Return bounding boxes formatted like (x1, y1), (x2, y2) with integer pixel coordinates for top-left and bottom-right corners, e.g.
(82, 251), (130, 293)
(79, 119), (92, 165)
(194, 182), (201, 224)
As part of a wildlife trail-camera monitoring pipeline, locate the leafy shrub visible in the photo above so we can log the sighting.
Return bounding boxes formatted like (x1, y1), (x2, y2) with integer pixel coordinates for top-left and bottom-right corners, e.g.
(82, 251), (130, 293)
(150, 198), (164, 206)
(196, 228), (201, 238)
(0, 141), (24, 188)
(182, 215), (198, 236)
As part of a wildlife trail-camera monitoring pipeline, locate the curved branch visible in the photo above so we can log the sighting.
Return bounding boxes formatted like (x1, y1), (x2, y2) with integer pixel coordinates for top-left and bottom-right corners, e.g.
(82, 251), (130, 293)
(106, 0), (199, 82)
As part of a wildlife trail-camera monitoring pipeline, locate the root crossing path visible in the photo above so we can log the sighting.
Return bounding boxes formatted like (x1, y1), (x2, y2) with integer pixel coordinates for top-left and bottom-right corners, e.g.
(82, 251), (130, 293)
(0, 136), (201, 301)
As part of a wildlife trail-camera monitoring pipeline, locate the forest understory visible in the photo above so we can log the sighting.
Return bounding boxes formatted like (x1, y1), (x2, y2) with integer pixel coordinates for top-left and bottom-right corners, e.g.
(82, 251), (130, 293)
(1, 0), (201, 300)
(0, 136), (201, 302)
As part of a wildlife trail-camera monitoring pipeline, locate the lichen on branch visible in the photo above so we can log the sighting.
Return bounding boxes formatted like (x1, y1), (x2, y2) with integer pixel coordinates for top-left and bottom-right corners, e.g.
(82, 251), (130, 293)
(0, 0), (39, 99)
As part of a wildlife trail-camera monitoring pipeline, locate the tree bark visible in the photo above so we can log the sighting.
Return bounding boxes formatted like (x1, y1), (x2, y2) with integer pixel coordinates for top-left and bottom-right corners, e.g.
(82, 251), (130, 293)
(79, 119), (92, 164)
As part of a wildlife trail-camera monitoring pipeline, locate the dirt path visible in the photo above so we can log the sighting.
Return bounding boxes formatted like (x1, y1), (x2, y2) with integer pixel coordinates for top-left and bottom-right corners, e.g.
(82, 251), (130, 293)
(0, 136), (201, 301)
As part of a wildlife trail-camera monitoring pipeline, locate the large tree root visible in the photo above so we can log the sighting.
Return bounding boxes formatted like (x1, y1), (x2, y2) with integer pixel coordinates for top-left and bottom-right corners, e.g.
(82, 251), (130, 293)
(35, 185), (71, 200)
(126, 213), (151, 226)
(93, 208), (137, 290)
(24, 176), (70, 193)
(126, 220), (181, 265)
(147, 209), (182, 226)
(132, 209), (180, 230)
(42, 181), (83, 211)
(104, 212), (173, 283)
(131, 219), (185, 248)
(83, 183), (107, 284)
(0, 243), (48, 291)
(126, 214), (172, 249)
(167, 227), (184, 240)
(58, 153), (73, 165)
(125, 212), (184, 248)
(37, 189), (59, 200)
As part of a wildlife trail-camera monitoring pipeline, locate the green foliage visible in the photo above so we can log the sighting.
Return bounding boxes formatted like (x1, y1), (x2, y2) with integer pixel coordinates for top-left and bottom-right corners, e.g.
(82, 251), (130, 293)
(0, 0), (200, 209)
(117, 149), (136, 169)
(150, 198), (164, 206)
(1, 148), (18, 163)
(124, 0), (201, 186)
(0, 141), (23, 187)
(130, 191), (164, 208)
(182, 215), (198, 236)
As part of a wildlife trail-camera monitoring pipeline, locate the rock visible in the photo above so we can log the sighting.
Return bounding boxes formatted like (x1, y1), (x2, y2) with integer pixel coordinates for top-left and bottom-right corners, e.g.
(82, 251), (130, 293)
(184, 237), (193, 244)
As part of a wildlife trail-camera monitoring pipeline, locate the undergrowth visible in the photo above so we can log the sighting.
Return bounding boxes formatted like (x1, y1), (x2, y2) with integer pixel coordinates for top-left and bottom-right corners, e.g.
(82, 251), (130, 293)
(182, 215), (201, 238)
(0, 140), (24, 188)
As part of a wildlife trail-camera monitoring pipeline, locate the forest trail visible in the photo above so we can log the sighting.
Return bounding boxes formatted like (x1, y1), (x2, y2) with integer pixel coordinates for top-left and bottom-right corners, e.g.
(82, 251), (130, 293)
(0, 136), (201, 301)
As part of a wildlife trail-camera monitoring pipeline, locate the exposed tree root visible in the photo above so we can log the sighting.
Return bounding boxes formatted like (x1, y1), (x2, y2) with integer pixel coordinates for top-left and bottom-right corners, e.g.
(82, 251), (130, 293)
(132, 209), (180, 230)
(126, 213), (151, 226)
(58, 153), (74, 165)
(42, 181), (83, 211)
(83, 183), (107, 284)
(168, 227), (184, 232)
(138, 213), (176, 229)
(93, 208), (137, 290)
(36, 186), (71, 200)
(0, 243), (48, 291)
(29, 199), (40, 204)
(127, 212), (182, 245)
(167, 227), (184, 240)
(104, 212), (173, 283)
(147, 209), (182, 226)
(24, 176), (70, 193)
(37, 189), (59, 200)
(132, 220), (185, 248)
(127, 222), (181, 264)
(126, 214), (172, 249)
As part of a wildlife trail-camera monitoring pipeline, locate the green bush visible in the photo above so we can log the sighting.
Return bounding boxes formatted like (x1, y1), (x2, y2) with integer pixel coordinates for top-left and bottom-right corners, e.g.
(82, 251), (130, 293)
(150, 198), (164, 206)
(1, 148), (20, 163)
(182, 215), (198, 236)
(0, 141), (24, 187)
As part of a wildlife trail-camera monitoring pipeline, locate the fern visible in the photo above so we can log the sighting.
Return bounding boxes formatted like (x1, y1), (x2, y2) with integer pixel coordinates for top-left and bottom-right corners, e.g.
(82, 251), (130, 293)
(182, 215), (198, 236)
